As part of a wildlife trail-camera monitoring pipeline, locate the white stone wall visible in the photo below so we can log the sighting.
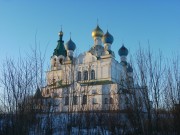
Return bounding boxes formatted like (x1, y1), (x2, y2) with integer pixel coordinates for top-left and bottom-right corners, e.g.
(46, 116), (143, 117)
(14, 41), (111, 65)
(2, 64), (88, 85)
(43, 48), (135, 112)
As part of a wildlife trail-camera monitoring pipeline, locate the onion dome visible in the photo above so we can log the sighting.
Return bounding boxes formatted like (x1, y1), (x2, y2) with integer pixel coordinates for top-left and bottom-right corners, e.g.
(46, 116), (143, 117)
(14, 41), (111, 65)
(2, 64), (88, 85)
(92, 25), (104, 38)
(102, 30), (114, 44)
(127, 64), (133, 72)
(65, 38), (76, 51)
(53, 30), (66, 57)
(118, 45), (128, 56)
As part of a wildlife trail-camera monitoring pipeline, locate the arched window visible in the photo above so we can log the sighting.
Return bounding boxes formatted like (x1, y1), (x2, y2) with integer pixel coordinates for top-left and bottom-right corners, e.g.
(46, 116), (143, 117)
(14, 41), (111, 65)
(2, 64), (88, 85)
(73, 96), (78, 105)
(82, 95), (87, 104)
(65, 96), (69, 105)
(91, 70), (95, 80)
(59, 58), (63, 64)
(110, 97), (114, 104)
(83, 71), (88, 80)
(77, 71), (81, 81)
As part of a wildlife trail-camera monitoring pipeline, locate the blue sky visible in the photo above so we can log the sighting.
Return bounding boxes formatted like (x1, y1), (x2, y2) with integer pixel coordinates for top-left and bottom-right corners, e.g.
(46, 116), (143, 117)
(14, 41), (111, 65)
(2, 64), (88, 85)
(0, 0), (180, 65)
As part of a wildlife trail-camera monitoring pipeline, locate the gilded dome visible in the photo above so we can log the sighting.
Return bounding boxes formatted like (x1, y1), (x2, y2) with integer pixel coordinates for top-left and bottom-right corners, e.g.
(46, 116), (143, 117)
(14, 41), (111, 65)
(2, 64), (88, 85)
(65, 38), (76, 51)
(58, 30), (63, 36)
(118, 45), (128, 56)
(92, 25), (104, 38)
(102, 31), (114, 44)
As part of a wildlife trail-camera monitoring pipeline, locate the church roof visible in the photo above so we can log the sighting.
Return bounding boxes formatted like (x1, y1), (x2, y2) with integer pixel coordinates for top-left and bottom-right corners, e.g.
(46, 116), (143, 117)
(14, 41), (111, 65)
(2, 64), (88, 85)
(88, 45), (104, 57)
(53, 30), (67, 57)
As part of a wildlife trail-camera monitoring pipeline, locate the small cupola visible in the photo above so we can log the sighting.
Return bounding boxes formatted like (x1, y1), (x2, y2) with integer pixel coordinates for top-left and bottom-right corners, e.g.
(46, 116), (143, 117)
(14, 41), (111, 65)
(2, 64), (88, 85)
(102, 30), (114, 44)
(118, 45), (128, 57)
(118, 44), (128, 63)
(53, 29), (66, 57)
(65, 38), (76, 59)
(65, 38), (76, 51)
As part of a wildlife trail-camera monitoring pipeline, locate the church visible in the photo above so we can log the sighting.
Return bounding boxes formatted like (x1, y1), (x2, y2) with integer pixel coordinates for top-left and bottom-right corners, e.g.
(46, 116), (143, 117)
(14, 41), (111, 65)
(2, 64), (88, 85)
(40, 25), (137, 112)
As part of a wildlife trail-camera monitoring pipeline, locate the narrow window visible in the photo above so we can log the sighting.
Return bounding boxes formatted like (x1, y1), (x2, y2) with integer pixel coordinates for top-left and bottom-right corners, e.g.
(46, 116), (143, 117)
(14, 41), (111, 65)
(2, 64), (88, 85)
(65, 96), (69, 105)
(110, 97), (114, 104)
(83, 71), (88, 80)
(77, 71), (81, 81)
(104, 98), (108, 104)
(82, 95), (87, 104)
(73, 96), (78, 105)
(91, 70), (95, 80)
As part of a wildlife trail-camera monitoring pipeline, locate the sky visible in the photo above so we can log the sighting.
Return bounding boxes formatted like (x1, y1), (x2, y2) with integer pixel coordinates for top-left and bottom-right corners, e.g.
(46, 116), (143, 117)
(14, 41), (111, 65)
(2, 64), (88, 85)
(0, 0), (180, 65)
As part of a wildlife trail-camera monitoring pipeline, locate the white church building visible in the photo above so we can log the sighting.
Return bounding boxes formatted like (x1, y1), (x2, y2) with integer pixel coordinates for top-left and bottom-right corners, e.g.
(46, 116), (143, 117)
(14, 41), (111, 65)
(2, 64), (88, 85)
(39, 25), (140, 113)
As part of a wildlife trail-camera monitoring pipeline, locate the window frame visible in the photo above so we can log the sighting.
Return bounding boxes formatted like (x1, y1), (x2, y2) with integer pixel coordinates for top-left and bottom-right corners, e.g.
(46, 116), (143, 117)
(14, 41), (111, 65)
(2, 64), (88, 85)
(83, 70), (88, 80)
(77, 71), (81, 81)
(91, 69), (95, 80)
(104, 98), (108, 104)
(73, 96), (78, 105)
(82, 95), (87, 104)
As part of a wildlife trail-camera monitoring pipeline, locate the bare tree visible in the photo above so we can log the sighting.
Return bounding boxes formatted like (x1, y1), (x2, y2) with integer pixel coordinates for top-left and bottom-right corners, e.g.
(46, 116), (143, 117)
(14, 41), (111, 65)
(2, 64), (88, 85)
(0, 43), (46, 135)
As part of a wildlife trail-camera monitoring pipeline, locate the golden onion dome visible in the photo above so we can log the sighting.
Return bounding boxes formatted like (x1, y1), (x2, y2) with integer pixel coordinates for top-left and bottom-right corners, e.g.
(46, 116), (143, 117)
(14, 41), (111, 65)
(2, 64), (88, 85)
(92, 25), (104, 38)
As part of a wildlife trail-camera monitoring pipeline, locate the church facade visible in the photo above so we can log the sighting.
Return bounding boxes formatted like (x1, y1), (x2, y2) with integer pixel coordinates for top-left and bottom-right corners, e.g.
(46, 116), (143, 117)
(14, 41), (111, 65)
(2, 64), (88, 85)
(41, 25), (136, 112)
